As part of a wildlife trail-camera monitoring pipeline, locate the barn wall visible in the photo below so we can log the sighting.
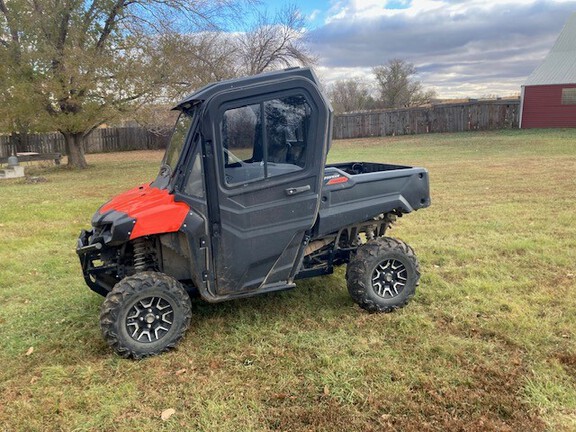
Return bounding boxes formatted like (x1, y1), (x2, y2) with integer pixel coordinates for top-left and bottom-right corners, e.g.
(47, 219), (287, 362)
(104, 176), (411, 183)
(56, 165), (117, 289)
(521, 84), (576, 128)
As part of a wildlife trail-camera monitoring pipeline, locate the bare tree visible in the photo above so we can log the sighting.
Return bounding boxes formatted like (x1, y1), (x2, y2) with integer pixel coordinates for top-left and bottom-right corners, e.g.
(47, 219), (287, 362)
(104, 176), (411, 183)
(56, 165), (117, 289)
(238, 4), (316, 75)
(0, 0), (249, 168)
(373, 59), (436, 109)
(95, 3), (316, 133)
(327, 79), (376, 114)
(152, 4), (316, 104)
(155, 31), (240, 101)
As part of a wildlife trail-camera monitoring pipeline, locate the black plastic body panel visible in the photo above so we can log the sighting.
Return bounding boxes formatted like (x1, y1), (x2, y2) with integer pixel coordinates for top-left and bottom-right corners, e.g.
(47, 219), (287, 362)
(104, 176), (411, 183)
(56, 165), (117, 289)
(90, 209), (135, 246)
(173, 200), (209, 292)
(316, 163), (430, 237)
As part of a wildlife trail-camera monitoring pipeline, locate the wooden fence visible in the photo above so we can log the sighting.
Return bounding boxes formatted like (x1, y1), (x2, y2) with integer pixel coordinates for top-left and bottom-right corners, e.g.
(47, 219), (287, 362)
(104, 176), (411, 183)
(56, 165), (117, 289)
(0, 100), (520, 158)
(332, 99), (520, 139)
(0, 132), (65, 158)
(0, 127), (171, 158)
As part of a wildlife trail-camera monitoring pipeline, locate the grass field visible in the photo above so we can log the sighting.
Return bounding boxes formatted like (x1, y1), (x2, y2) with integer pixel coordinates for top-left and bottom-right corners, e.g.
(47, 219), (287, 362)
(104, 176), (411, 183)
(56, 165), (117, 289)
(1, 129), (575, 431)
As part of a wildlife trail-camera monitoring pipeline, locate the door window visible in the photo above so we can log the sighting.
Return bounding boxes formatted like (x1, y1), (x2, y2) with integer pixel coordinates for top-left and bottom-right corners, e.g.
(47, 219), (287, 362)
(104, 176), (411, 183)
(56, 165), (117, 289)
(222, 95), (311, 186)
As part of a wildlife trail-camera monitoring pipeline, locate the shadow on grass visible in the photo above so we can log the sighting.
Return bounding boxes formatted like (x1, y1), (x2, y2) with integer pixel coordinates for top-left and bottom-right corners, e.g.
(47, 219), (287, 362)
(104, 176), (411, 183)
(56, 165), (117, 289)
(188, 272), (354, 327)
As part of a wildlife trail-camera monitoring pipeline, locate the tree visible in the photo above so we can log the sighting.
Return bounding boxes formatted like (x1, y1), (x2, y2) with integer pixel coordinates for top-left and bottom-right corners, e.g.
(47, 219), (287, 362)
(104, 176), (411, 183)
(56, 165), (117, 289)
(153, 31), (240, 102)
(327, 78), (376, 114)
(373, 59), (436, 109)
(238, 4), (315, 75)
(131, 3), (315, 130)
(0, 0), (247, 168)
(148, 4), (315, 105)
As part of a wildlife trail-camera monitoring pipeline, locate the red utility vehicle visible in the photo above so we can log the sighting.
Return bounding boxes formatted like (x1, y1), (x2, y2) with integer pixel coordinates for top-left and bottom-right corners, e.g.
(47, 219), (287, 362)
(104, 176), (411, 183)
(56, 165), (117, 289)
(77, 68), (431, 358)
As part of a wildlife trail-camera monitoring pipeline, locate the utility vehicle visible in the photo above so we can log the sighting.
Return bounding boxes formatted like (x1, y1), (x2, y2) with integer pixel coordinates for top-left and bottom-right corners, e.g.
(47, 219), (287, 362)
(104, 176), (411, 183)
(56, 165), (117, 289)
(77, 67), (431, 358)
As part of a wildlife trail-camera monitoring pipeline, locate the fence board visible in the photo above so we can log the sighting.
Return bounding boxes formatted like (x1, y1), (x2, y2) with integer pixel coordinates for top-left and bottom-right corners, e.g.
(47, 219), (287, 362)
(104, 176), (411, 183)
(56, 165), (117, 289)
(0, 127), (171, 158)
(333, 99), (520, 140)
(0, 100), (520, 158)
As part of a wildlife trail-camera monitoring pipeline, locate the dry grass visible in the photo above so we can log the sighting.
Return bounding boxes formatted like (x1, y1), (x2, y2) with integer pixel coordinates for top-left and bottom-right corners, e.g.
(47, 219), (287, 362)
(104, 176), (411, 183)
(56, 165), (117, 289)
(1, 129), (575, 431)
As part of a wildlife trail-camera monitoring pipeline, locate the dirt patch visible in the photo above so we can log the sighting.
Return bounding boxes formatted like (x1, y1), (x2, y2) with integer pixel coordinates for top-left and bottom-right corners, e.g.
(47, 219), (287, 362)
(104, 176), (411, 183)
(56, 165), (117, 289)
(264, 399), (378, 432)
(557, 353), (576, 376)
(85, 150), (164, 164)
(258, 356), (545, 432)
(375, 318), (548, 431)
(400, 362), (545, 431)
(23, 176), (48, 184)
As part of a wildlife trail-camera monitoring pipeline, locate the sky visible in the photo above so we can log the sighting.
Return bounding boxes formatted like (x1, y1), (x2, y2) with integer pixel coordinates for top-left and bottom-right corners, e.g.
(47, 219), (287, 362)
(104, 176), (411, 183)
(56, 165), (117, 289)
(254, 0), (576, 98)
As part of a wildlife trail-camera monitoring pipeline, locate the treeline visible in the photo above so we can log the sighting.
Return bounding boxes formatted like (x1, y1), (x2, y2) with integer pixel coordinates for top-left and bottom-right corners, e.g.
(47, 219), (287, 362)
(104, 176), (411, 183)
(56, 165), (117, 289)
(327, 59), (437, 114)
(0, 0), (461, 168)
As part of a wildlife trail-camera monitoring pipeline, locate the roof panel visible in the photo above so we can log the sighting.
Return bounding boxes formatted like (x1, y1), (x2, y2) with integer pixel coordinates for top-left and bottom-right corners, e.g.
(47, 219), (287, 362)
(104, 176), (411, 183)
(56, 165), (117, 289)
(525, 13), (576, 86)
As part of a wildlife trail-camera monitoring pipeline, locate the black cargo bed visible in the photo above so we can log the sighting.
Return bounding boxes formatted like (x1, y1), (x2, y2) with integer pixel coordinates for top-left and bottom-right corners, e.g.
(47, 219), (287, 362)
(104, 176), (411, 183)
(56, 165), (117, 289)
(316, 162), (431, 236)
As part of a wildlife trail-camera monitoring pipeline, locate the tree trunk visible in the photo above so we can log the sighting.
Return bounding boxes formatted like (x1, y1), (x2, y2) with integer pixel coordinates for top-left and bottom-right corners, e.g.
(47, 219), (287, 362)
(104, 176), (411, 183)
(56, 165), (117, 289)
(62, 131), (88, 169)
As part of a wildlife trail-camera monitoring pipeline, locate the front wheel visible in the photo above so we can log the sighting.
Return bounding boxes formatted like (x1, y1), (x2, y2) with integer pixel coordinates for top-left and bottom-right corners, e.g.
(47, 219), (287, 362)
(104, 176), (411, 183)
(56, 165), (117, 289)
(346, 237), (420, 313)
(100, 272), (192, 359)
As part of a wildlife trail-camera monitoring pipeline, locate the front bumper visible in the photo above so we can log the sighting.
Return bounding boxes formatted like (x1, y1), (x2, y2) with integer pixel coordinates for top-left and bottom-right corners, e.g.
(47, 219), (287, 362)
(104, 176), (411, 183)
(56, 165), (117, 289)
(77, 229), (115, 297)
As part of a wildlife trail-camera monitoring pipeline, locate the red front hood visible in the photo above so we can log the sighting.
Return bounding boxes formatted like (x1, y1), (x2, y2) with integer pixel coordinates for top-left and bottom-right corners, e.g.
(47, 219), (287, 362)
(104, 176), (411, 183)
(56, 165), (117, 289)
(100, 183), (190, 240)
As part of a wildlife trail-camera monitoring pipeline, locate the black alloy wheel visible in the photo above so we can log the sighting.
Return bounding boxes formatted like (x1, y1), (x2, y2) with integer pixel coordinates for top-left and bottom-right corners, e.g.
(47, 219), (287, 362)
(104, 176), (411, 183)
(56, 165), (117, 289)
(346, 237), (420, 313)
(100, 272), (192, 359)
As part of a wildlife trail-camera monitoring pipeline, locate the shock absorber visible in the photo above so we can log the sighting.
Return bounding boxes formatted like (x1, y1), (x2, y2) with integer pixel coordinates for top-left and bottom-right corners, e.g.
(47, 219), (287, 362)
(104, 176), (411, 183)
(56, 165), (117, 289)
(133, 238), (147, 271)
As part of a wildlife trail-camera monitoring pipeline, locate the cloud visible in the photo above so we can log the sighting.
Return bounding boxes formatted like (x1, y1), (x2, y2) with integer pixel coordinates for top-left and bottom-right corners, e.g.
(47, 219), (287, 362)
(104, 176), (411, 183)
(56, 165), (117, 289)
(310, 0), (576, 97)
(308, 9), (321, 21)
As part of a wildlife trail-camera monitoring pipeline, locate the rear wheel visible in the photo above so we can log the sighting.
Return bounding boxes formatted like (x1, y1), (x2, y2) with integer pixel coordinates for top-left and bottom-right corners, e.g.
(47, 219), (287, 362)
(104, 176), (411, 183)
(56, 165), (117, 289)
(346, 237), (420, 313)
(100, 272), (192, 359)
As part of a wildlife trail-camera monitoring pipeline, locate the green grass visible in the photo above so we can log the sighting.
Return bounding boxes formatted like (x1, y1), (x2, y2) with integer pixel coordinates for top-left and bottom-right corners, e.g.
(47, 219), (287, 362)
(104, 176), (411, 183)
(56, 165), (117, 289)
(1, 130), (575, 431)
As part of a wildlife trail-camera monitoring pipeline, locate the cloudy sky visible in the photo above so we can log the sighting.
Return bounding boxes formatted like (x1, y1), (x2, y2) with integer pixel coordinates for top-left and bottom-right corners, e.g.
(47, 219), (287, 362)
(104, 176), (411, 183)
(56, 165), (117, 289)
(256, 0), (576, 98)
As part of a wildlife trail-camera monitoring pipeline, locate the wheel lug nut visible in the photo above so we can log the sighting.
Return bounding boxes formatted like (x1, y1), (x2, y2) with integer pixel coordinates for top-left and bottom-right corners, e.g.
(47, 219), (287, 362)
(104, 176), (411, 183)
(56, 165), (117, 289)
(140, 317), (144, 321)
(156, 315), (160, 319)
(147, 324), (151, 328)
(148, 309), (152, 312)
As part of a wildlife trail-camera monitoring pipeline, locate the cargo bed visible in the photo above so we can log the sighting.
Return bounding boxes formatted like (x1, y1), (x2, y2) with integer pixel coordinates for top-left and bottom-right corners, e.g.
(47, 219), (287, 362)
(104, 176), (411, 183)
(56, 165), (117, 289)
(316, 162), (430, 236)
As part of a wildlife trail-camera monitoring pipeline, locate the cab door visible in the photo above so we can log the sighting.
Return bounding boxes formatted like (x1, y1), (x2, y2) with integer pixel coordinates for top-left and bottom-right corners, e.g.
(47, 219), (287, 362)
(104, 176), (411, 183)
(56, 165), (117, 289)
(202, 79), (331, 295)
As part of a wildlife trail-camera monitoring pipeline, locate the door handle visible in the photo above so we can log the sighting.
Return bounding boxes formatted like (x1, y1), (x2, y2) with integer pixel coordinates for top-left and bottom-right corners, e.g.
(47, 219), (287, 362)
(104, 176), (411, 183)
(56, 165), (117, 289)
(285, 185), (311, 196)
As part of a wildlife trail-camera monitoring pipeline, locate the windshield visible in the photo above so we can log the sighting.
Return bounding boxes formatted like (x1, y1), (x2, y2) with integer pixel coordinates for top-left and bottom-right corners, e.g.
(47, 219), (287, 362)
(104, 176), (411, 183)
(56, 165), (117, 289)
(162, 110), (195, 173)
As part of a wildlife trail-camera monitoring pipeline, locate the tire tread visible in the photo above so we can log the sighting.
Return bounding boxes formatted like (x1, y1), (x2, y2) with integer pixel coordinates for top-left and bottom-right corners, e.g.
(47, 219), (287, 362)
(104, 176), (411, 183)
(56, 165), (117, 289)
(346, 237), (420, 313)
(100, 272), (192, 359)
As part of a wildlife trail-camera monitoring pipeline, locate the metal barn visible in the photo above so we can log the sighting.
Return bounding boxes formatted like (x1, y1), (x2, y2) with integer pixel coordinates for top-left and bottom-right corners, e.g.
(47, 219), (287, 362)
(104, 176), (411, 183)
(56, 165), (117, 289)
(520, 13), (576, 128)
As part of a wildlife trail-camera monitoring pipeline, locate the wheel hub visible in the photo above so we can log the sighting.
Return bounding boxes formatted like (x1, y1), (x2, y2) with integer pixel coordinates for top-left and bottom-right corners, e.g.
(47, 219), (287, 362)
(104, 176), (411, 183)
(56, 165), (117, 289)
(371, 259), (408, 298)
(126, 297), (174, 343)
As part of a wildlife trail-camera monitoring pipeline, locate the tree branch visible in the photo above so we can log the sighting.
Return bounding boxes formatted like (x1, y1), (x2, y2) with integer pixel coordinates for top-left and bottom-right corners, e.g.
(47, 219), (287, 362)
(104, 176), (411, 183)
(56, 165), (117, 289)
(56, 8), (71, 52)
(95, 0), (127, 52)
(83, 120), (107, 138)
(0, 0), (20, 45)
(83, 0), (98, 30)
